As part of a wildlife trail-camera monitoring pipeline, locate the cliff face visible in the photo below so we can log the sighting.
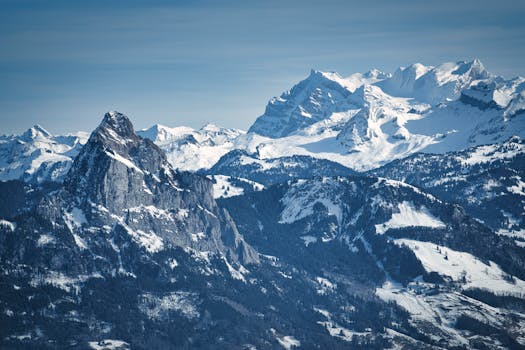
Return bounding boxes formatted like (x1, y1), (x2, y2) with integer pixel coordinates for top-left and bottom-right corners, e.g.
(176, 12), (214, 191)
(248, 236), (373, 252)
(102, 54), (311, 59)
(57, 111), (259, 265)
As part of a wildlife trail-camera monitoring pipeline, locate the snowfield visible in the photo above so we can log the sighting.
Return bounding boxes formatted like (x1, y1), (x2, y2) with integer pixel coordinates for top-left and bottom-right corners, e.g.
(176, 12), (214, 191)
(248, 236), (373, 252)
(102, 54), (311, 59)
(375, 201), (445, 234)
(395, 239), (525, 295)
(88, 339), (130, 350)
(209, 174), (264, 199)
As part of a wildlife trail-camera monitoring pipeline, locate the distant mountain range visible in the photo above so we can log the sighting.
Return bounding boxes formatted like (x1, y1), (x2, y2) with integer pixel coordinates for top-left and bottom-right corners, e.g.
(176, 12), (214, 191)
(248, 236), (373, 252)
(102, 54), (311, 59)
(1, 60), (524, 349)
(3, 59), (524, 178)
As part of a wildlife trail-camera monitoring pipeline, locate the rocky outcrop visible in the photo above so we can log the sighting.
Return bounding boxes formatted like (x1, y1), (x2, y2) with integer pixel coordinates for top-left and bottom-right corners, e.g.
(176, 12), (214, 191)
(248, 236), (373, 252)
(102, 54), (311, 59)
(59, 111), (259, 265)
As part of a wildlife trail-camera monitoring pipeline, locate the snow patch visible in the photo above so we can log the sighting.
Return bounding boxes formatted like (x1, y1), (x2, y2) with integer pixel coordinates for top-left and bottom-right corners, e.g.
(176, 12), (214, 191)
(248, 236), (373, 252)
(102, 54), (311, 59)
(64, 207), (87, 229)
(191, 232), (206, 242)
(88, 339), (130, 350)
(121, 224), (164, 254)
(270, 329), (301, 350)
(508, 178), (525, 196)
(30, 271), (103, 294)
(104, 151), (143, 173)
(280, 178), (343, 225)
(223, 257), (249, 282)
(315, 277), (336, 295)
(375, 201), (445, 234)
(167, 258), (179, 269)
(300, 235), (317, 246)
(318, 321), (371, 343)
(139, 292), (199, 320)
(37, 234), (55, 247)
(314, 306), (369, 342)
(396, 239), (525, 295)
(72, 233), (88, 250)
(64, 208), (88, 249)
(0, 219), (16, 232)
(210, 174), (264, 199)
(460, 141), (524, 165)
(128, 205), (175, 221)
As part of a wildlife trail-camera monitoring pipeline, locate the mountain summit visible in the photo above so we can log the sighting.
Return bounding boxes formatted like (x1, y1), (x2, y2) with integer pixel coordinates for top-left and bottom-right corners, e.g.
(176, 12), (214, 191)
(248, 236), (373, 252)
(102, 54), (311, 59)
(97, 111), (138, 141)
(247, 69), (355, 138)
(62, 111), (258, 264)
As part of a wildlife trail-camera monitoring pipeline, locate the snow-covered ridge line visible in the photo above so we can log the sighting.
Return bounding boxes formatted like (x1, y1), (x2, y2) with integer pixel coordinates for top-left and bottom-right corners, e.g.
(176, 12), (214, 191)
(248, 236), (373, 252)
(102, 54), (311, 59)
(146, 59), (523, 172)
(2, 59), (524, 178)
(0, 125), (88, 183)
(138, 123), (246, 171)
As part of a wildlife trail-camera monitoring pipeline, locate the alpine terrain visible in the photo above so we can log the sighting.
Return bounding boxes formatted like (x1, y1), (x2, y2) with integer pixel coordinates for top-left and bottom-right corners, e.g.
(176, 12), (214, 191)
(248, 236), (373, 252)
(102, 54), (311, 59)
(1, 59), (525, 349)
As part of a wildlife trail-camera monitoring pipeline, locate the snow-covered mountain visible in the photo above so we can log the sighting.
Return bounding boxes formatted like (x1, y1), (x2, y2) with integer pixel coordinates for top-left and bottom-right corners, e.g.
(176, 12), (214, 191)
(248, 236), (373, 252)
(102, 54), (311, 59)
(0, 125), (87, 183)
(377, 59), (492, 104)
(239, 59), (524, 172)
(128, 59), (523, 174)
(137, 123), (245, 171)
(248, 69), (358, 138)
(2, 59), (522, 176)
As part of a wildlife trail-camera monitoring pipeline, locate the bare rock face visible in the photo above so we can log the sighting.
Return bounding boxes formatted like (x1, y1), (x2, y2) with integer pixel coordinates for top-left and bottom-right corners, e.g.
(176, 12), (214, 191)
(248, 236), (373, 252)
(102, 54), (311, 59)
(65, 111), (173, 213)
(60, 111), (259, 265)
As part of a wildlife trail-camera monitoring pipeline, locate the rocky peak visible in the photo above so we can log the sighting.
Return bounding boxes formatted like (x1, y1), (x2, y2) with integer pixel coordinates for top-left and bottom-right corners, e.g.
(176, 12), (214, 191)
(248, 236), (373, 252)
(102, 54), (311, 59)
(60, 111), (259, 265)
(101, 111), (135, 137)
(63, 111), (171, 211)
(453, 58), (488, 78)
(364, 68), (391, 80)
(89, 111), (140, 152)
(21, 124), (52, 140)
(200, 123), (223, 133)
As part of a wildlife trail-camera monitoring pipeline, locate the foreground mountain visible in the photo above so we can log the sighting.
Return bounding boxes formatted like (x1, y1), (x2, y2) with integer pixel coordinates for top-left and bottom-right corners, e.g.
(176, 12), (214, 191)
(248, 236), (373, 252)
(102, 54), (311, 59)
(4, 114), (525, 348)
(0, 125), (87, 183)
(62, 111), (257, 263)
(220, 176), (525, 349)
(1, 113), (286, 349)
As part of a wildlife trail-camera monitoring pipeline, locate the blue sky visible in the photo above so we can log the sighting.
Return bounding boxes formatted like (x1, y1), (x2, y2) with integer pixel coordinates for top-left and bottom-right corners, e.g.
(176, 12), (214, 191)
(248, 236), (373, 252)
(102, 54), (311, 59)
(1, 0), (525, 134)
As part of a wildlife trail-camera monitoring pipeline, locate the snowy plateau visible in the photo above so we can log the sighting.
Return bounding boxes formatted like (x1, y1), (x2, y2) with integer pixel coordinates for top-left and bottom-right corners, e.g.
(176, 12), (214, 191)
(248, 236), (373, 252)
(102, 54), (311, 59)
(0, 59), (525, 349)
